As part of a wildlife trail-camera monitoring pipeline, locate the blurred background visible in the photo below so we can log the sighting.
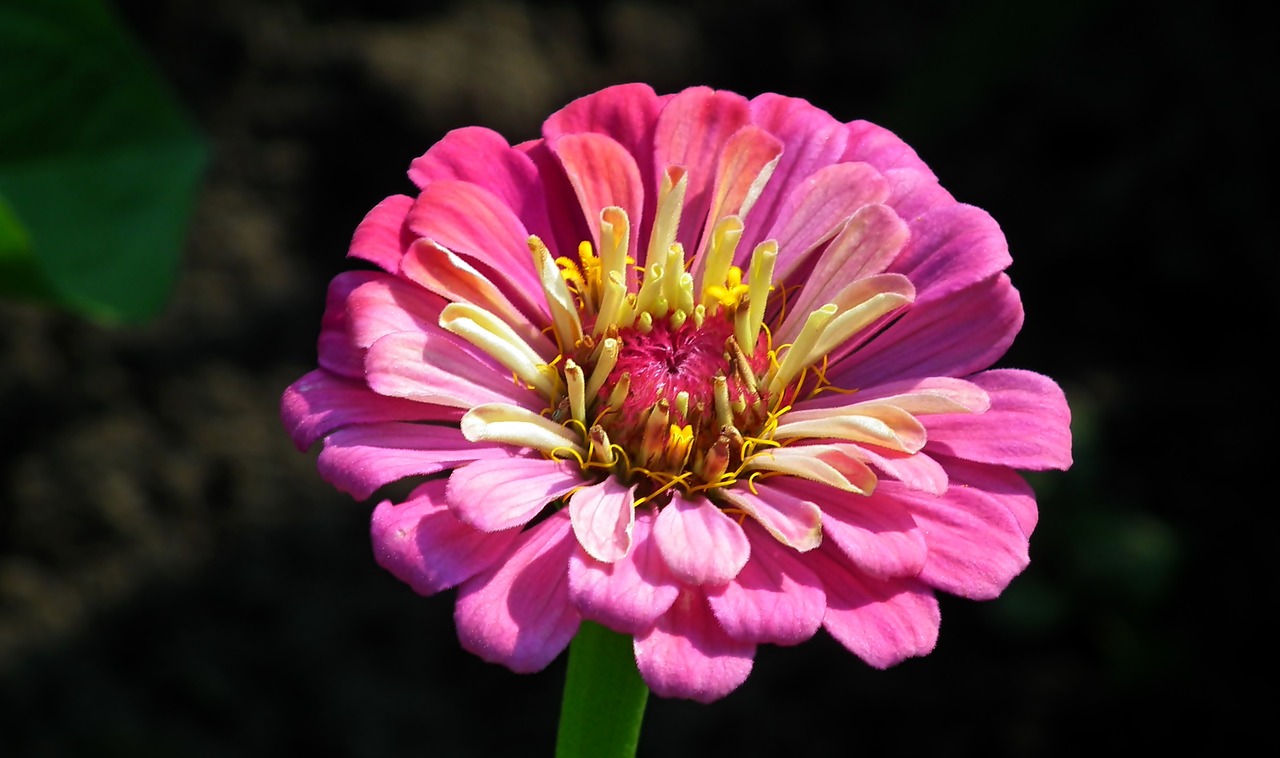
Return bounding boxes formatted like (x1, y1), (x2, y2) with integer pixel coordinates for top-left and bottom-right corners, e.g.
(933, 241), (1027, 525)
(0, 0), (1269, 755)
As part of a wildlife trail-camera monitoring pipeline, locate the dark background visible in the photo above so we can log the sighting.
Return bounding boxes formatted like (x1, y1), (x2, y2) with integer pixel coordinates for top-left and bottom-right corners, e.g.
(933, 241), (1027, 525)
(1, 0), (1270, 755)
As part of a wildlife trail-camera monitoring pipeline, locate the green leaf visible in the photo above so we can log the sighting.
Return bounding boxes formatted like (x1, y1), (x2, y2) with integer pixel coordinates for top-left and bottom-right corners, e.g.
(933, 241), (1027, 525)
(0, 0), (207, 323)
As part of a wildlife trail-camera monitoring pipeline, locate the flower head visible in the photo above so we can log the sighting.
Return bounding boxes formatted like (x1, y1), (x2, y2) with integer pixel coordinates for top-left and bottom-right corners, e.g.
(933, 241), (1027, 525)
(282, 84), (1072, 702)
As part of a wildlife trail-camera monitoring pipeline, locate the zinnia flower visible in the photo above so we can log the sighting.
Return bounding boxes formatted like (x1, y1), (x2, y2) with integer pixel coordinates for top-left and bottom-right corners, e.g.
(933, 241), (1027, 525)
(282, 84), (1072, 702)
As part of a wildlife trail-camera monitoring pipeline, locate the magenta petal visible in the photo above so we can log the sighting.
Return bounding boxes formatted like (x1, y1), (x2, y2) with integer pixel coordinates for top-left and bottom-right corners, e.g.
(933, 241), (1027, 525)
(371, 479), (521, 596)
(348, 194), (414, 273)
(716, 482), (822, 552)
(282, 369), (461, 450)
(891, 203), (1013, 305)
(775, 476), (928, 580)
(346, 276), (446, 349)
(843, 119), (935, 177)
(943, 456), (1040, 544)
(924, 369), (1073, 471)
(706, 521), (826, 645)
(812, 545), (940, 668)
(883, 167), (954, 220)
(317, 422), (512, 499)
(830, 273), (1024, 389)
(568, 507), (679, 633)
(447, 457), (583, 532)
(455, 511), (581, 673)
(568, 478), (637, 563)
(653, 491), (750, 585)
(853, 446), (950, 495)
(634, 588), (755, 702)
(317, 271), (382, 379)
(881, 473), (1030, 600)
(694, 125), (784, 258)
(405, 179), (543, 300)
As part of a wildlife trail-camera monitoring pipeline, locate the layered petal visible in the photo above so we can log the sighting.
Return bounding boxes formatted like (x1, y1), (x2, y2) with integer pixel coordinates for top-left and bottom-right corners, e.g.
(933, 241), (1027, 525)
(446, 457), (584, 532)
(634, 588), (755, 703)
(706, 520), (826, 645)
(652, 491), (750, 585)
(568, 507), (680, 632)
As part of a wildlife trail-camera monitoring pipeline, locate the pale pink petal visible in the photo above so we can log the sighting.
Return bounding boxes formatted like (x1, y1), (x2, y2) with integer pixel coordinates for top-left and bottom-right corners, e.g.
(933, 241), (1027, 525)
(407, 126), (555, 245)
(446, 457), (584, 532)
(812, 545), (940, 668)
(880, 472), (1030, 600)
(551, 133), (645, 261)
(364, 330), (540, 409)
(706, 520), (826, 645)
(568, 478), (637, 563)
(281, 369), (461, 450)
(405, 179), (544, 303)
(774, 476), (928, 580)
(776, 203), (910, 330)
(762, 162), (890, 281)
(568, 507), (679, 633)
(455, 512), (581, 673)
(652, 491), (750, 585)
(745, 93), (849, 241)
(653, 87), (751, 254)
(843, 119), (935, 177)
(346, 276), (447, 349)
(890, 203), (1013, 305)
(371, 479), (521, 596)
(348, 194), (414, 273)
(317, 271), (381, 379)
(924, 369), (1073, 471)
(792, 375), (991, 415)
(317, 422), (513, 499)
(943, 456), (1040, 541)
(693, 125), (784, 262)
(634, 588), (754, 703)
(717, 481), (823, 551)
(828, 273), (1024, 388)
(849, 446), (950, 495)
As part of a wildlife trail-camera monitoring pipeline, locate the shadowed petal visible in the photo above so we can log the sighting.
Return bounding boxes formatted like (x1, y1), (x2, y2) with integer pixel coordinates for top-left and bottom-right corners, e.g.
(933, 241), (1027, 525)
(634, 588), (755, 703)
(653, 491), (750, 585)
(568, 507), (679, 632)
(317, 422), (513, 500)
(365, 331), (539, 408)
(552, 133), (645, 262)
(371, 479), (521, 596)
(707, 520), (826, 645)
(811, 545), (940, 668)
(282, 369), (461, 450)
(317, 271), (382, 379)
(446, 457), (584, 532)
(456, 512), (581, 673)
(890, 203), (1013, 304)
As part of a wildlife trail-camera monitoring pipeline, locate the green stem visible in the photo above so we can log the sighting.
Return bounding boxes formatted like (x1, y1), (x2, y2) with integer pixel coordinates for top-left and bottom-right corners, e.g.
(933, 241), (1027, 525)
(555, 621), (649, 758)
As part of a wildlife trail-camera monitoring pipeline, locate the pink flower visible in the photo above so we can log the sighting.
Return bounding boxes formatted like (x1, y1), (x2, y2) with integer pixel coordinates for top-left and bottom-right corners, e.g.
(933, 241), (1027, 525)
(282, 84), (1072, 702)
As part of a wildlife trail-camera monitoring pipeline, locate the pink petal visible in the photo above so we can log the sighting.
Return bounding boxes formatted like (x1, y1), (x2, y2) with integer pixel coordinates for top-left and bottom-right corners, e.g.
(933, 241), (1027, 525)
(828, 273), (1024, 389)
(879, 472), (1031, 600)
(763, 161), (891, 282)
(405, 179), (544, 303)
(551, 133), (645, 262)
(634, 588), (755, 702)
(346, 275), (446, 349)
(317, 422), (513, 499)
(364, 330), (540, 409)
(407, 126), (555, 245)
(850, 446), (950, 495)
(693, 125), (784, 261)
(446, 457), (584, 532)
(924, 369), (1073, 471)
(652, 491), (750, 585)
(455, 511), (581, 673)
(811, 545), (940, 668)
(568, 477), (637, 563)
(842, 119), (935, 177)
(890, 203), (1013, 305)
(652, 87), (751, 254)
(745, 93), (849, 241)
(568, 507), (679, 633)
(317, 271), (382, 379)
(348, 194), (414, 273)
(716, 481), (823, 552)
(944, 455), (1039, 543)
(706, 520), (826, 645)
(281, 369), (461, 450)
(774, 476), (928, 580)
(883, 167), (954, 221)
(371, 479), (521, 596)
